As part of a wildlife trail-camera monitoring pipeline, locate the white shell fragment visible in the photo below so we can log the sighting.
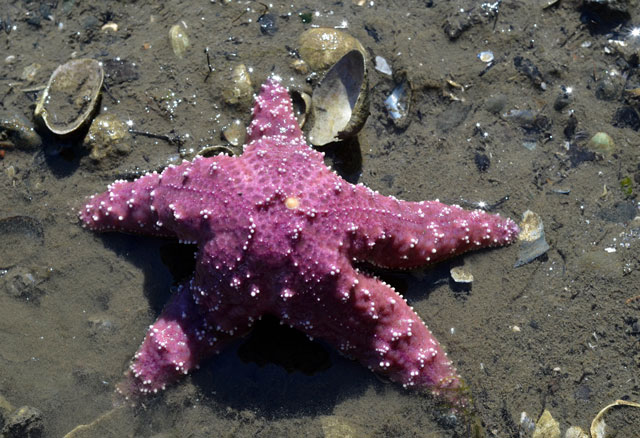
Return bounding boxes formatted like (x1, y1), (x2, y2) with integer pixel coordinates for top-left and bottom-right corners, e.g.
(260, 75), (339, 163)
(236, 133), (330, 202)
(290, 90), (311, 129)
(478, 51), (494, 63)
(385, 81), (409, 120)
(384, 73), (412, 129)
(34, 58), (104, 136)
(308, 50), (369, 146)
(515, 210), (550, 267)
(374, 55), (392, 75)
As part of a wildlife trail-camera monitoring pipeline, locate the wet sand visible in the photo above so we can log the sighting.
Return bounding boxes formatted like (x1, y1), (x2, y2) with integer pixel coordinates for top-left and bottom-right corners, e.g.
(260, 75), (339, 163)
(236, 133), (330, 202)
(1, 1), (639, 436)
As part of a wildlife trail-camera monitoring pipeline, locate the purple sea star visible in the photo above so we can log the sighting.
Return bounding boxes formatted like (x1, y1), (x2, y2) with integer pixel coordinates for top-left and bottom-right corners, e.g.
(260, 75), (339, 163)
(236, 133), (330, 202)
(79, 78), (518, 407)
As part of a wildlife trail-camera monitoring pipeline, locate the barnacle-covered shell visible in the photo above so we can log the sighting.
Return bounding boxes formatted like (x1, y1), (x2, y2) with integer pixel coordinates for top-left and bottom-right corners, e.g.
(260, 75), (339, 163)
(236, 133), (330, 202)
(34, 58), (104, 136)
(82, 113), (131, 162)
(308, 50), (369, 146)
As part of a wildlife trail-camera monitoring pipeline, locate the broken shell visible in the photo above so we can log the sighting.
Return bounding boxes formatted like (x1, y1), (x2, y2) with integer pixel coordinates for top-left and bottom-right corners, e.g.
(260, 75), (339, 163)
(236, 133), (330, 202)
(374, 55), (392, 76)
(290, 90), (311, 129)
(308, 50), (369, 146)
(450, 266), (473, 283)
(299, 28), (366, 72)
(82, 113), (131, 162)
(590, 399), (640, 438)
(515, 210), (550, 267)
(384, 72), (412, 128)
(34, 58), (104, 136)
(169, 23), (189, 58)
(222, 64), (253, 105)
(0, 111), (42, 150)
(532, 409), (560, 438)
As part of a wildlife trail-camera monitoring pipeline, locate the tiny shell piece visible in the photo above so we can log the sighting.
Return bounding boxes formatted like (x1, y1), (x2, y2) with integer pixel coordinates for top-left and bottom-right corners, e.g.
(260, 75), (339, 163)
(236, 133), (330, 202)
(478, 51), (494, 63)
(101, 22), (118, 32)
(565, 426), (588, 438)
(374, 56), (392, 76)
(450, 266), (473, 283)
(20, 63), (41, 82)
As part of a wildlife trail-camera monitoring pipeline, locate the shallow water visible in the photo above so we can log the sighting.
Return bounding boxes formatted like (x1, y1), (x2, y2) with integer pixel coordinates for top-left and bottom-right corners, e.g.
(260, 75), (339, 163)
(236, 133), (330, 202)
(1, 1), (640, 437)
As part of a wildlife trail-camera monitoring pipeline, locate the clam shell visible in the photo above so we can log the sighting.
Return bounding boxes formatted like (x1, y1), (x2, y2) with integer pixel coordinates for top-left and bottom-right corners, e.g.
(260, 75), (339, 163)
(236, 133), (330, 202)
(35, 58), (104, 136)
(169, 23), (189, 58)
(299, 28), (366, 73)
(308, 50), (369, 146)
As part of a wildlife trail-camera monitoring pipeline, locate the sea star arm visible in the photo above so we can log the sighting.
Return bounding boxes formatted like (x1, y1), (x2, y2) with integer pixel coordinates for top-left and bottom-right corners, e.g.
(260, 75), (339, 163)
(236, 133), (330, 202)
(79, 172), (175, 237)
(118, 233), (261, 398)
(118, 275), (252, 398)
(282, 255), (468, 407)
(117, 278), (218, 397)
(342, 186), (519, 269)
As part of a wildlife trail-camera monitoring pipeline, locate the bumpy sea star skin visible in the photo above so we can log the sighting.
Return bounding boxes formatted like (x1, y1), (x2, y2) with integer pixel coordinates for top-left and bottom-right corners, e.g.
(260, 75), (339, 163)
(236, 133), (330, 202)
(79, 78), (519, 407)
